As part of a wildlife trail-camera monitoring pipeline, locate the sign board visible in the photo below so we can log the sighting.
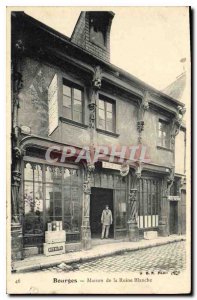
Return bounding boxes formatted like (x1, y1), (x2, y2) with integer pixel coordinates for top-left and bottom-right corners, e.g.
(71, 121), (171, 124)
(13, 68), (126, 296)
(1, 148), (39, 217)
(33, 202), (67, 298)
(48, 74), (58, 135)
(44, 242), (65, 256)
(102, 161), (121, 171)
(168, 196), (181, 201)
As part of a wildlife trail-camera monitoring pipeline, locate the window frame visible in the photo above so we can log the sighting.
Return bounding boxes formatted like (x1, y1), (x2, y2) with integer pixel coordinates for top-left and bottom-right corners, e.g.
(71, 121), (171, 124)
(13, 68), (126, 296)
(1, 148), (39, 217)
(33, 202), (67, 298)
(157, 118), (171, 150)
(62, 78), (84, 125)
(96, 94), (117, 136)
(138, 177), (161, 229)
(89, 13), (108, 50)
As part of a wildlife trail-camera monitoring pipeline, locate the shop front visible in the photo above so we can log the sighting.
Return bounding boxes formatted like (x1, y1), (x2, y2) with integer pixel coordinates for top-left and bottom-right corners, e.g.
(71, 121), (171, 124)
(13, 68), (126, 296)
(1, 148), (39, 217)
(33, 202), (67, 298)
(21, 150), (172, 258)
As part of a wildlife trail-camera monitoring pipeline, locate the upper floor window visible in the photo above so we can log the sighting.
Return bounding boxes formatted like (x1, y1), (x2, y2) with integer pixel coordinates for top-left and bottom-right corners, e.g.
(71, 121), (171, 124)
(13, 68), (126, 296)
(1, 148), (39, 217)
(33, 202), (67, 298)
(97, 96), (115, 133)
(89, 14), (107, 48)
(63, 79), (83, 123)
(158, 119), (170, 148)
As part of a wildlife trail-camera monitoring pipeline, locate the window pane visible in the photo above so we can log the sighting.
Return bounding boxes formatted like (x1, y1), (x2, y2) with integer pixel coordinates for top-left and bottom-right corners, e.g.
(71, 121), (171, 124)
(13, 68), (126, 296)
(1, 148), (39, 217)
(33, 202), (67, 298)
(53, 185), (62, 200)
(46, 166), (54, 182)
(71, 186), (79, 200)
(72, 201), (81, 231)
(34, 182), (43, 213)
(63, 95), (71, 108)
(63, 185), (71, 201)
(64, 107), (72, 119)
(34, 165), (42, 182)
(106, 102), (112, 112)
(98, 118), (105, 130)
(63, 169), (71, 183)
(106, 111), (112, 121)
(73, 111), (82, 123)
(99, 99), (104, 109)
(24, 181), (43, 235)
(71, 170), (79, 186)
(63, 85), (71, 97)
(45, 184), (54, 200)
(73, 88), (82, 100)
(24, 163), (33, 181)
(53, 168), (62, 185)
(64, 201), (71, 213)
(54, 200), (62, 216)
(99, 108), (105, 120)
(24, 182), (34, 214)
(73, 99), (82, 112)
(106, 121), (113, 132)
(46, 199), (53, 216)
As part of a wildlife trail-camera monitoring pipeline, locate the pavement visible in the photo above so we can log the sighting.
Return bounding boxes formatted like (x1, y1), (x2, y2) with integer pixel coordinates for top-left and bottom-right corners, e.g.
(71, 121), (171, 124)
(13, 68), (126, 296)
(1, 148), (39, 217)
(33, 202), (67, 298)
(66, 241), (186, 273)
(12, 235), (186, 273)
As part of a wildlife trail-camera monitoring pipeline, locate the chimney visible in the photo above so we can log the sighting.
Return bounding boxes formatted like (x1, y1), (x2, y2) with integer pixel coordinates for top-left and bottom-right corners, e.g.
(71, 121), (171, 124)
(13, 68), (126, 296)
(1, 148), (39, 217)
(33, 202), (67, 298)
(71, 11), (114, 62)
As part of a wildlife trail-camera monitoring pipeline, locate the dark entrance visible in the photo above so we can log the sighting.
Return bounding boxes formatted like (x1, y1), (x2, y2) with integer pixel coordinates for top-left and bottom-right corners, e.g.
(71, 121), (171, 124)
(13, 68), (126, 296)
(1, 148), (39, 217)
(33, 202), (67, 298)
(90, 187), (114, 238)
(169, 201), (178, 234)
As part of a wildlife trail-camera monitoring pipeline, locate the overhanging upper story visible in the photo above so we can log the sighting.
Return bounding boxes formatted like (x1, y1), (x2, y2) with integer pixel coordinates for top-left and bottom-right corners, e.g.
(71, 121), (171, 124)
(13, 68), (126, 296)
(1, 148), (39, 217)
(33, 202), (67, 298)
(11, 11), (186, 170)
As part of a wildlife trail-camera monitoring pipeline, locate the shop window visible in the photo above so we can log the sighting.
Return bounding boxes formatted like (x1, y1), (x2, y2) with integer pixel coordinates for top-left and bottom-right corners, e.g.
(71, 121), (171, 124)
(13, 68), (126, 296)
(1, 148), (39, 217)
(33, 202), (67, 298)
(62, 79), (83, 124)
(23, 162), (82, 247)
(97, 95), (115, 133)
(138, 178), (160, 229)
(158, 119), (170, 148)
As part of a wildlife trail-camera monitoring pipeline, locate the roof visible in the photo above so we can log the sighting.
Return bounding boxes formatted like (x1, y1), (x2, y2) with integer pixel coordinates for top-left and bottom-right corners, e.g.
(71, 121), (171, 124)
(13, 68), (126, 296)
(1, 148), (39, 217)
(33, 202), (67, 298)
(162, 72), (186, 101)
(11, 11), (185, 109)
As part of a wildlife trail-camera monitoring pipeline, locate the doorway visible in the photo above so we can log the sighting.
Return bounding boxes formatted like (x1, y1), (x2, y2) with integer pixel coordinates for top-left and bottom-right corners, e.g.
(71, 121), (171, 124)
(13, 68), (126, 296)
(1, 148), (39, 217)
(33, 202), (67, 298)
(90, 188), (114, 238)
(169, 201), (178, 234)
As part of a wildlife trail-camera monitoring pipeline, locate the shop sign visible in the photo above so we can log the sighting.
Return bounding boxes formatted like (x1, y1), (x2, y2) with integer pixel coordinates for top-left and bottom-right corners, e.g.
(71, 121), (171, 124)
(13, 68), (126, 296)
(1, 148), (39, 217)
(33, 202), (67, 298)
(168, 196), (181, 201)
(102, 161), (121, 170)
(44, 242), (65, 256)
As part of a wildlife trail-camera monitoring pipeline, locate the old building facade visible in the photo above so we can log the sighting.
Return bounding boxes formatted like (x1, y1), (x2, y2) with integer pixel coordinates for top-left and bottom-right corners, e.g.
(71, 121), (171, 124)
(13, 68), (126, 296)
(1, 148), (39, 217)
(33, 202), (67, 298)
(11, 11), (186, 260)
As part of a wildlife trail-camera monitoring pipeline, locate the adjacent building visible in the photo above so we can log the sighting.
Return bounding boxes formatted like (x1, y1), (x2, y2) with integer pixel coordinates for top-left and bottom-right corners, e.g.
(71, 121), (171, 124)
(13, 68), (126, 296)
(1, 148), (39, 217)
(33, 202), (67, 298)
(11, 11), (186, 260)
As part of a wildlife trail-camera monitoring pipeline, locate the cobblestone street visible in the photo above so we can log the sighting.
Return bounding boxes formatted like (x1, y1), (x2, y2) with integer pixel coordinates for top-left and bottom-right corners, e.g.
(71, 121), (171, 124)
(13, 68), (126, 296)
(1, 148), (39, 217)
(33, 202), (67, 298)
(42, 241), (186, 274)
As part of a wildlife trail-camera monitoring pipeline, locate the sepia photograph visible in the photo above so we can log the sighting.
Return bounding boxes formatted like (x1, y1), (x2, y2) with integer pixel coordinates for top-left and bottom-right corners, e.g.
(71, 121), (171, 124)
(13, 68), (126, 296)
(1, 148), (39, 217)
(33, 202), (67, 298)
(6, 5), (191, 294)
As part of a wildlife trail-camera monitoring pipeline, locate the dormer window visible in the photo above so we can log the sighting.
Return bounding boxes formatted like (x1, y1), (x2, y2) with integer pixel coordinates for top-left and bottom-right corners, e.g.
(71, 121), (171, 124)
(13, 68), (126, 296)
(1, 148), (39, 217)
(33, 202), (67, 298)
(89, 13), (107, 48)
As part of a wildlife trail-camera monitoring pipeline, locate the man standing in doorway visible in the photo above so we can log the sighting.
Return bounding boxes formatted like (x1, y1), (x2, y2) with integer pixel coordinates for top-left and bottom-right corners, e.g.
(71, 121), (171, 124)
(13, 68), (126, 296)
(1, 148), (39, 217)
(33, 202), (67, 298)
(101, 205), (113, 239)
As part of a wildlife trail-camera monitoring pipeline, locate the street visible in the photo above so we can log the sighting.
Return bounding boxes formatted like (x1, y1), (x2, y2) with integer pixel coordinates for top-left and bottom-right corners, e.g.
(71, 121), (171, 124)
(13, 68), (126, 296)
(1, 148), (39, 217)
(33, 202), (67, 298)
(41, 241), (186, 273)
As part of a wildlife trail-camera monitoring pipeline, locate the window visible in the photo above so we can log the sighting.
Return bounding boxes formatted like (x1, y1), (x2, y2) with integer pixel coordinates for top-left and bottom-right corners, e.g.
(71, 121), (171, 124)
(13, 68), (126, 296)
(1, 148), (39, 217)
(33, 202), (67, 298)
(63, 79), (83, 123)
(23, 162), (83, 248)
(89, 14), (107, 48)
(158, 119), (170, 148)
(97, 96), (115, 132)
(138, 178), (161, 229)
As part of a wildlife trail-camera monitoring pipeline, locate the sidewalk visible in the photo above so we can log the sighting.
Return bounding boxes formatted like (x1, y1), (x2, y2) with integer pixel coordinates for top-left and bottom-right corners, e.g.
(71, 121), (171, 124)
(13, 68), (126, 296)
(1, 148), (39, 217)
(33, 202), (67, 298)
(12, 235), (185, 273)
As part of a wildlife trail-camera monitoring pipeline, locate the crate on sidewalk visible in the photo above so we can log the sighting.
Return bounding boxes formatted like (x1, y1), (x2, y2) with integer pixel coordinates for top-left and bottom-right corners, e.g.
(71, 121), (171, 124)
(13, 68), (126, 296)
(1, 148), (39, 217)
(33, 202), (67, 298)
(45, 230), (66, 243)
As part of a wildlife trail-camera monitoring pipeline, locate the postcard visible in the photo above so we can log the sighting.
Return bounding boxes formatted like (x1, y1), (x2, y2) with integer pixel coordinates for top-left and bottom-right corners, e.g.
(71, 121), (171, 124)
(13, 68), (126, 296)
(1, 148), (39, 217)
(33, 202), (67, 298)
(7, 6), (191, 294)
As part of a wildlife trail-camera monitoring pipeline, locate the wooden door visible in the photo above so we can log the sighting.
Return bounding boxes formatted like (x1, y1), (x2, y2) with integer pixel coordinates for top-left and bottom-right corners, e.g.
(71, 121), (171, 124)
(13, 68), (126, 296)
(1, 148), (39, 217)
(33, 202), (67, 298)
(169, 201), (178, 234)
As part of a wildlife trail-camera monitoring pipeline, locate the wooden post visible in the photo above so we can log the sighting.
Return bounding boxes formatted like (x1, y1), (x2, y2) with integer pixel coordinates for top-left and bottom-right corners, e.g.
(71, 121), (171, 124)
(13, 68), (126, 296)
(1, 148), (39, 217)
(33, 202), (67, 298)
(81, 172), (92, 250)
(127, 188), (139, 241)
(11, 40), (24, 260)
(158, 178), (169, 236)
(81, 66), (102, 250)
